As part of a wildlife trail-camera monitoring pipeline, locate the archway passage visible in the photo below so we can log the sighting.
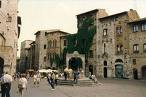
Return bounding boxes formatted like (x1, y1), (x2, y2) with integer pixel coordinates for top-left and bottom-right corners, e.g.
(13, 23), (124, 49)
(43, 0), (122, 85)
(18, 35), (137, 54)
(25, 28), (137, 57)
(133, 68), (138, 79)
(115, 59), (123, 63)
(104, 67), (107, 78)
(115, 64), (123, 78)
(89, 65), (93, 75)
(69, 57), (82, 71)
(141, 65), (146, 80)
(0, 57), (4, 77)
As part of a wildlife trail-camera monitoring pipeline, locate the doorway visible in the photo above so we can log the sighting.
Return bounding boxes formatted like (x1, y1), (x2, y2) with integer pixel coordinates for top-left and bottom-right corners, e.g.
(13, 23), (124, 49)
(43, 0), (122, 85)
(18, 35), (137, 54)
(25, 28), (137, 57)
(0, 57), (4, 77)
(115, 64), (123, 78)
(89, 65), (93, 75)
(141, 65), (146, 80)
(69, 57), (82, 71)
(133, 68), (138, 79)
(104, 67), (107, 78)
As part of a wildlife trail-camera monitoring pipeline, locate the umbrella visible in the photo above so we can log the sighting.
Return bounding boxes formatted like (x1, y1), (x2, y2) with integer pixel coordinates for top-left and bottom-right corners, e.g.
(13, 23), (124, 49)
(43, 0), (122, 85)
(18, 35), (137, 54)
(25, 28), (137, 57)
(46, 69), (52, 73)
(39, 69), (48, 73)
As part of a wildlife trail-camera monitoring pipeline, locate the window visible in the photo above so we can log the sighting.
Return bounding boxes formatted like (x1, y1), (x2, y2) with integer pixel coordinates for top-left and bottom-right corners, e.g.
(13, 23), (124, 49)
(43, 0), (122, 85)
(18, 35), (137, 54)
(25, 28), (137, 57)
(6, 13), (12, 22)
(103, 29), (107, 36)
(133, 59), (136, 65)
(48, 53), (50, 59)
(143, 43), (146, 53)
(89, 50), (93, 58)
(64, 40), (67, 46)
(133, 44), (139, 53)
(44, 44), (46, 49)
(116, 26), (122, 34)
(44, 56), (46, 62)
(104, 43), (106, 53)
(45, 32), (47, 36)
(0, 1), (1, 8)
(48, 41), (52, 48)
(133, 25), (139, 32)
(141, 23), (146, 31)
(54, 40), (57, 47)
(117, 45), (123, 54)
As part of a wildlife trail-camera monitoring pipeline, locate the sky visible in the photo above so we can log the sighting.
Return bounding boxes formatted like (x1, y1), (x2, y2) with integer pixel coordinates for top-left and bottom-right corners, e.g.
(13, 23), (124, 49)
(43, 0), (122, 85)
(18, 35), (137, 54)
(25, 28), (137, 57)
(17, 0), (146, 56)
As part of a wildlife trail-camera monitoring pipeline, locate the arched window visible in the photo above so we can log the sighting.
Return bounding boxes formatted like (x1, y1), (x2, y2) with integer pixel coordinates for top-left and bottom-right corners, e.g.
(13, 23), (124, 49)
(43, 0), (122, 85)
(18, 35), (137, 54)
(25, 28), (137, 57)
(54, 40), (57, 47)
(104, 61), (107, 66)
(48, 40), (52, 48)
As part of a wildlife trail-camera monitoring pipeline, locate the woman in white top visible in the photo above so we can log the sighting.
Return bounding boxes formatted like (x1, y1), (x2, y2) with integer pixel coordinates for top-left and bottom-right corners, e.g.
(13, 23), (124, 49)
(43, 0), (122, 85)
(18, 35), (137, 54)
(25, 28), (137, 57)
(18, 74), (28, 97)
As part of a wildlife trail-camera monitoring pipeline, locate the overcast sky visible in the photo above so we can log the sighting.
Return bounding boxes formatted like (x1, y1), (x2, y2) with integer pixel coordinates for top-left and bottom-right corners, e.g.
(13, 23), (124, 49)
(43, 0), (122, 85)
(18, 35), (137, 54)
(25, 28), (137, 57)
(18, 0), (146, 56)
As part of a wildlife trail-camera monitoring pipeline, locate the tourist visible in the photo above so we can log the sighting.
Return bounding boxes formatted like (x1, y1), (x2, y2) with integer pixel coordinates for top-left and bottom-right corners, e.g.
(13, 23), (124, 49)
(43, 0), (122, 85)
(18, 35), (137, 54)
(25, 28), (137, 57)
(55, 72), (59, 86)
(1, 72), (13, 97)
(33, 73), (37, 87)
(18, 74), (27, 97)
(47, 72), (51, 84)
(50, 72), (55, 90)
(73, 70), (79, 84)
(64, 72), (67, 80)
(36, 72), (41, 87)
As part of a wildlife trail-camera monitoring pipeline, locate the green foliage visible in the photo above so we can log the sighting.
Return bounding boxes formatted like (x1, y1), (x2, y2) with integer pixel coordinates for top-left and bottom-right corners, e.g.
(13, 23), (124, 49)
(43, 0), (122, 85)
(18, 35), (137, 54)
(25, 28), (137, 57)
(54, 54), (60, 68)
(65, 16), (96, 58)
(66, 34), (77, 53)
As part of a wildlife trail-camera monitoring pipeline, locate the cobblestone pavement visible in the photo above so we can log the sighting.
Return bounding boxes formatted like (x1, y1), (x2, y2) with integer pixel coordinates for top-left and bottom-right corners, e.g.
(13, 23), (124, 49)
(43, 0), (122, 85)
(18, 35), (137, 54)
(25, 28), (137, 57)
(1, 78), (146, 97)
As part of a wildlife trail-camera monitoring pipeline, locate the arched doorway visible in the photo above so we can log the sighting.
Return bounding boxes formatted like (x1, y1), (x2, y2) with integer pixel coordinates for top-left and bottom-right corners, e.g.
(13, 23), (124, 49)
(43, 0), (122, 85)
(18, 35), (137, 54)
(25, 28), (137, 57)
(141, 65), (146, 80)
(104, 67), (107, 78)
(0, 57), (4, 77)
(89, 65), (93, 75)
(133, 68), (138, 79)
(115, 64), (123, 78)
(69, 57), (82, 71)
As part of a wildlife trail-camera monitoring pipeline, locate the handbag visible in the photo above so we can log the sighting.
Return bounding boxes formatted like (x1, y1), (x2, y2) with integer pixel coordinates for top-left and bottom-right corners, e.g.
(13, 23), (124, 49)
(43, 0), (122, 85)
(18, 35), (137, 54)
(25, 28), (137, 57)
(18, 84), (23, 89)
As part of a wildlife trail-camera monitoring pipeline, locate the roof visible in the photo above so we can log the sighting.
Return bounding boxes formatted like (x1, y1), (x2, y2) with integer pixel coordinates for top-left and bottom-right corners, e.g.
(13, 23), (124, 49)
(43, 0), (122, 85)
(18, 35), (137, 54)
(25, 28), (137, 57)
(77, 9), (99, 17)
(99, 11), (127, 20)
(34, 29), (69, 35)
(128, 17), (146, 24)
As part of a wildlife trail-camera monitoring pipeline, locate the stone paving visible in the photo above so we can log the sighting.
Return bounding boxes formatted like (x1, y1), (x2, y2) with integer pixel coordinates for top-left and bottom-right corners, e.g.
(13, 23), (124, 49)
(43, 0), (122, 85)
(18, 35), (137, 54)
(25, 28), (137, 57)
(1, 78), (146, 97)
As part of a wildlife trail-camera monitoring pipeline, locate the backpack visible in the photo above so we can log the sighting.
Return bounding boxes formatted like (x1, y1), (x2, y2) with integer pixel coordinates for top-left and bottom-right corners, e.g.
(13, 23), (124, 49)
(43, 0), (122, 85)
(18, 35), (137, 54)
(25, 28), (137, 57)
(51, 73), (55, 80)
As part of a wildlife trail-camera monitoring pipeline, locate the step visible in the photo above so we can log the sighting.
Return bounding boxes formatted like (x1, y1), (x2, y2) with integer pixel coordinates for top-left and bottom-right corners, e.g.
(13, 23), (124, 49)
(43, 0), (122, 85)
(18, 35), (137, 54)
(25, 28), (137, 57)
(58, 80), (74, 86)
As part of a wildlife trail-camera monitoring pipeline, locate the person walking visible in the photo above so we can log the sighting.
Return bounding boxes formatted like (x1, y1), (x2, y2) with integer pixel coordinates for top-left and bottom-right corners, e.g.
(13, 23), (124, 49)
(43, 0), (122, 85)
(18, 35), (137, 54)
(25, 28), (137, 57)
(33, 73), (37, 87)
(54, 72), (58, 86)
(36, 73), (41, 87)
(18, 74), (27, 97)
(50, 72), (55, 90)
(47, 72), (51, 85)
(73, 70), (79, 84)
(1, 72), (13, 97)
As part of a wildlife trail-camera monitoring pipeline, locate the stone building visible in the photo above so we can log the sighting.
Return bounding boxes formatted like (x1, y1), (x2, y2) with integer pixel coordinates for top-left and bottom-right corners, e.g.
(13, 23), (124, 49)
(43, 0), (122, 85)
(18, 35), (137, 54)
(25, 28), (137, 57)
(0, 0), (21, 76)
(34, 29), (69, 69)
(46, 30), (69, 68)
(128, 18), (146, 79)
(20, 40), (33, 72)
(97, 9), (140, 78)
(76, 9), (108, 76)
(29, 41), (36, 71)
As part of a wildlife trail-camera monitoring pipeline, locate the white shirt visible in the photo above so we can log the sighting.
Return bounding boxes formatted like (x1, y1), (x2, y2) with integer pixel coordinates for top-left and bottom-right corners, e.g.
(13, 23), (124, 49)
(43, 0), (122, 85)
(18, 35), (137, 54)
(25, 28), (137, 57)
(1, 74), (13, 83)
(19, 77), (27, 88)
